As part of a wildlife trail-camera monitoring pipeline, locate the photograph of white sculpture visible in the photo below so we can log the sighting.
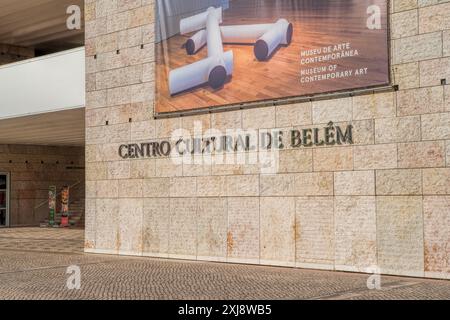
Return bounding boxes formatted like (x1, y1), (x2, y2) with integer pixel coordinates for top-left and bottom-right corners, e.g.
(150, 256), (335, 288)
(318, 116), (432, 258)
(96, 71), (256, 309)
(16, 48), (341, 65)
(169, 7), (293, 95)
(155, 0), (389, 114)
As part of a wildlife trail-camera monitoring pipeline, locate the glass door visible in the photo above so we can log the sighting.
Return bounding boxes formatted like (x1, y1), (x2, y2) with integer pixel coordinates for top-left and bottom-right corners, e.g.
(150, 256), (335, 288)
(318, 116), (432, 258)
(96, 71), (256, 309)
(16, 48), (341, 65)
(0, 173), (9, 227)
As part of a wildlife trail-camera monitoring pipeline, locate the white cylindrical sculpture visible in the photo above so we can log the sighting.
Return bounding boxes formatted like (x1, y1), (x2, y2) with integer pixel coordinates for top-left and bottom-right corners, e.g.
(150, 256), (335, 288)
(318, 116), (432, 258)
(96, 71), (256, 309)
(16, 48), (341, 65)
(206, 8), (228, 89)
(169, 50), (233, 95)
(254, 19), (293, 61)
(206, 10), (224, 58)
(186, 30), (207, 55)
(220, 24), (274, 44)
(180, 7), (223, 35)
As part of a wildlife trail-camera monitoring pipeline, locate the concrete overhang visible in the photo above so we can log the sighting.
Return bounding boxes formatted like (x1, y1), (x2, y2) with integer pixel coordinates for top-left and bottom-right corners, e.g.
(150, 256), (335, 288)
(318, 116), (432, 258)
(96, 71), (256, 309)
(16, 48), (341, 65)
(0, 0), (84, 54)
(0, 107), (85, 147)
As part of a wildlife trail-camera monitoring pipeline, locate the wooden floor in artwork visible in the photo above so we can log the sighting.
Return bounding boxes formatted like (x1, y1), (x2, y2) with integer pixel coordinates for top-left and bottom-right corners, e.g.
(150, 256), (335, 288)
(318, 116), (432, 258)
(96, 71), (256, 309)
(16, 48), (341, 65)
(156, 0), (389, 113)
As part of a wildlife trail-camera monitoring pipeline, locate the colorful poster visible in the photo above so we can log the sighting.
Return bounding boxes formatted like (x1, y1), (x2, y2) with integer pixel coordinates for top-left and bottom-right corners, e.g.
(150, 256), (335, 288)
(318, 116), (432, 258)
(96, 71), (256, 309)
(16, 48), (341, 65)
(155, 0), (389, 114)
(61, 186), (69, 216)
(48, 186), (56, 226)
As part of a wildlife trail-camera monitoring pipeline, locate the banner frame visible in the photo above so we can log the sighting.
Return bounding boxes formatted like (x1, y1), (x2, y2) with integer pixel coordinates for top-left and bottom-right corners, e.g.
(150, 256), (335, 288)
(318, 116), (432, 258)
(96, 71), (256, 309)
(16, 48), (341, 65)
(153, 0), (393, 119)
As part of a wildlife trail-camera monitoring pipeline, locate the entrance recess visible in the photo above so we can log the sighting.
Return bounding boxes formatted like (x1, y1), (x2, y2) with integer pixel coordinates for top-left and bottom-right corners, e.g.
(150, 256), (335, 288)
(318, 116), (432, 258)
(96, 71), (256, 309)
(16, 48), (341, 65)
(0, 173), (9, 227)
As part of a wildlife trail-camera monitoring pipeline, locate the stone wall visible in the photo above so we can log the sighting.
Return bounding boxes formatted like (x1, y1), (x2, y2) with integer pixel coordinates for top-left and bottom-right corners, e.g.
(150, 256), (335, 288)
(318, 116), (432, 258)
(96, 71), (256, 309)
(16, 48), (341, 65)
(84, 0), (450, 279)
(0, 145), (85, 226)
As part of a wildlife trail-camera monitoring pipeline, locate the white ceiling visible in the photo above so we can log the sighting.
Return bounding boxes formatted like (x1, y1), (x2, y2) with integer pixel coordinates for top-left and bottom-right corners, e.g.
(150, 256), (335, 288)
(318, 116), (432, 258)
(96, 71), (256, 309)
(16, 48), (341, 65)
(0, 108), (85, 146)
(0, 0), (84, 53)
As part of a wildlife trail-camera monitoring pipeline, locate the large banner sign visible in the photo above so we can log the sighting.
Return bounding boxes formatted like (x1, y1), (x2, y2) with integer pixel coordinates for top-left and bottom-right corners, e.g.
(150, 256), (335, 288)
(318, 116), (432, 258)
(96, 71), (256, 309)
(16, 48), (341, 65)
(155, 0), (389, 114)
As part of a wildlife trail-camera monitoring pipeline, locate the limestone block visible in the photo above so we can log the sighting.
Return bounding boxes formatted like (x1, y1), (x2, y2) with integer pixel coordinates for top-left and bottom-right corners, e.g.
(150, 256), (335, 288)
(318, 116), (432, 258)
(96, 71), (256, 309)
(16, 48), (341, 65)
(312, 98), (352, 124)
(95, 198), (119, 252)
(155, 117), (182, 139)
(393, 32), (442, 64)
(275, 102), (312, 127)
(131, 120), (156, 141)
(169, 177), (197, 197)
(447, 140), (450, 166)
(227, 197), (260, 263)
(296, 197), (334, 268)
(142, 178), (169, 197)
(118, 26), (143, 49)
(183, 160), (212, 177)
(118, 179), (143, 198)
(155, 158), (183, 177)
(96, 65), (142, 90)
(117, 0), (142, 13)
(84, 198), (96, 249)
(86, 162), (108, 181)
(294, 172), (334, 196)
(107, 161), (130, 179)
(446, 86), (450, 112)
(96, 179), (119, 198)
(394, 0), (417, 12)
(397, 86), (444, 116)
(197, 198), (227, 261)
(94, 33), (118, 54)
(118, 198), (143, 255)
(423, 196), (450, 279)
(142, 198), (169, 257)
(95, 0), (118, 19)
(226, 175), (259, 197)
(393, 62), (419, 90)
(352, 92), (396, 120)
(354, 144), (398, 170)
(128, 5), (154, 28)
(334, 171), (375, 196)
(242, 107), (275, 129)
(398, 141), (445, 168)
(86, 181), (97, 199)
(423, 168), (450, 195)
(211, 110), (242, 130)
(444, 30), (450, 57)
(313, 147), (353, 172)
(169, 198), (197, 258)
(377, 196), (424, 277)
(260, 174), (296, 196)
(106, 123), (130, 143)
(85, 17), (107, 40)
(260, 197), (296, 266)
(376, 169), (422, 195)
(84, 1), (96, 22)
(419, 57), (450, 87)
(334, 196), (377, 272)
(421, 112), (450, 140)
(181, 114), (211, 133)
(130, 159), (156, 178)
(278, 149), (313, 173)
(391, 10), (418, 39)
(197, 176), (226, 197)
(86, 126), (107, 145)
(107, 11), (130, 34)
(375, 116), (421, 143)
(419, 2), (450, 33)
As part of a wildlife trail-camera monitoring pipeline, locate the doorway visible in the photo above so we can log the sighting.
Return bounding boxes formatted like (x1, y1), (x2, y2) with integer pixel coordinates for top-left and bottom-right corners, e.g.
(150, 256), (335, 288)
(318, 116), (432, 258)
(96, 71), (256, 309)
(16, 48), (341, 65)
(0, 173), (9, 227)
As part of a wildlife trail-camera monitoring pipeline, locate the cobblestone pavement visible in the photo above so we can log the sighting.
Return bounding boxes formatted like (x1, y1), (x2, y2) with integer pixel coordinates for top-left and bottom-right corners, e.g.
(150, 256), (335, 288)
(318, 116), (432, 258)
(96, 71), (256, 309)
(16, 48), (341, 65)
(0, 228), (449, 300)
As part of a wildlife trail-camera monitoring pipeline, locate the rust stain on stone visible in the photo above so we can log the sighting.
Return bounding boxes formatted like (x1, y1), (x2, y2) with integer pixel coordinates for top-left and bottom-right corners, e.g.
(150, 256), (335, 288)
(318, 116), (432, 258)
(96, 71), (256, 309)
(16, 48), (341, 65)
(293, 223), (299, 242)
(424, 243), (440, 272)
(84, 240), (95, 249)
(227, 231), (234, 254)
(115, 229), (121, 251)
(293, 223), (301, 241)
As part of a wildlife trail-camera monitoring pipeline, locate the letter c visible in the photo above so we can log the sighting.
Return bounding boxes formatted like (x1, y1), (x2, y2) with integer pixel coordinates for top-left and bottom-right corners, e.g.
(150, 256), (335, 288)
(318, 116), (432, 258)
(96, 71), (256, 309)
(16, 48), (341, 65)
(119, 145), (129, 159)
